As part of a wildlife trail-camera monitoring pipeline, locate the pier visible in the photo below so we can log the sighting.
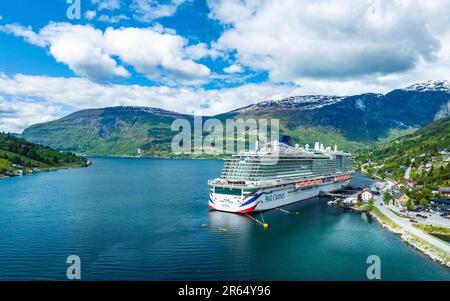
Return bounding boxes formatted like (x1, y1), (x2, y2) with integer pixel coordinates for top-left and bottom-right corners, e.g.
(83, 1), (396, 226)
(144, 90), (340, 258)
(321, 189), (359, 198)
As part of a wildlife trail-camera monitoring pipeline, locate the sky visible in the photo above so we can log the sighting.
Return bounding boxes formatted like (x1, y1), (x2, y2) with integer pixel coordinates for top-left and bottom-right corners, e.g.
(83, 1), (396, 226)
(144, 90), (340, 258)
(0, 0), (449, 132)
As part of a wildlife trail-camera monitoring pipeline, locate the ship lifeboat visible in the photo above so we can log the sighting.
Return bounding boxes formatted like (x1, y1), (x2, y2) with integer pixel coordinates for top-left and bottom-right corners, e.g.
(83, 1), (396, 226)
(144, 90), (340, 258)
(295, 179), (323, 188)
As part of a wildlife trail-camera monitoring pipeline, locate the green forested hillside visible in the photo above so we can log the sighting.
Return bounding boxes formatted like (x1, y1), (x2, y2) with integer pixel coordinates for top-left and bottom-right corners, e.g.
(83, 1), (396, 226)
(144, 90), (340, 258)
(0, 132), (89, 177)
(355, 117), (450, 186)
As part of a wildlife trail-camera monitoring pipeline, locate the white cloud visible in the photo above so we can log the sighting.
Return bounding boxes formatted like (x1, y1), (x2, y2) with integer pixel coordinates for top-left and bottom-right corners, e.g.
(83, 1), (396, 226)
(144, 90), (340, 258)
(0, 24), (47, 47)
(223, 64), (243, 74)
(0, 95), (65, 133)
(40, 23), (130, 81)
(131, 0), (187, 22)
(0, 22), (210, 84)
(97, 14), (130, 23)
(85, 10), (97, 20)
(185, 42), (220, 60)
(209, 0), (450, 83)
(91, 0), (122, 11)
(103, 26), (210, 83)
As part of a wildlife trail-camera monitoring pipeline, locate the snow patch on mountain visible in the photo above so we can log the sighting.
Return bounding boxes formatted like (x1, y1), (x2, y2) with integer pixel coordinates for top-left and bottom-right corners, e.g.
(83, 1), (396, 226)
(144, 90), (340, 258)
(110, 106), (186, 117)
(402, 80), (450, 92)
(234, 95), (346, 113)
(355, 99), (366, 110)
(434, 100), (450, 120)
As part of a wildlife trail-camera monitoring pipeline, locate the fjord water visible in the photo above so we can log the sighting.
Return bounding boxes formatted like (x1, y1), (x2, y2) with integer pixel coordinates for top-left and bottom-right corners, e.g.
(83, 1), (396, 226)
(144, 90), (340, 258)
(0, 158), (448, 280)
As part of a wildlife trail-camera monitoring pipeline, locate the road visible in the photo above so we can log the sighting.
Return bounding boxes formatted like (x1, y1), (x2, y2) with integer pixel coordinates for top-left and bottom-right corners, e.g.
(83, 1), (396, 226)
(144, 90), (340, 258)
(404, 158), (415, 180)
(373, 188), (450, 254)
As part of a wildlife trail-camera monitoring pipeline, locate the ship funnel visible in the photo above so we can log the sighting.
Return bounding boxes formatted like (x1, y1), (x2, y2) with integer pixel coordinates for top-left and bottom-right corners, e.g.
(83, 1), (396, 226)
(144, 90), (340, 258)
(255, 140), (259, 151)
(334, 144), (337, 152)
(314, 142), (320, 151)
(305, 144), (309, 150)
(320, 144), (324, 151)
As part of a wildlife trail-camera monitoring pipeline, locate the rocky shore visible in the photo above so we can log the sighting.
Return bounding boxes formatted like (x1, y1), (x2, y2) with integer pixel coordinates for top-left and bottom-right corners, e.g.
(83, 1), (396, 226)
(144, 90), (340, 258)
(370, 208), (450, 268)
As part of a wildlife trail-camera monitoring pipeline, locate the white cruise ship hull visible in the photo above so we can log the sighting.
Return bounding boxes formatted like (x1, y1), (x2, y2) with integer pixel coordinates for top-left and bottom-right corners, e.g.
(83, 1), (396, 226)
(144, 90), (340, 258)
(209, 179), (351, 213)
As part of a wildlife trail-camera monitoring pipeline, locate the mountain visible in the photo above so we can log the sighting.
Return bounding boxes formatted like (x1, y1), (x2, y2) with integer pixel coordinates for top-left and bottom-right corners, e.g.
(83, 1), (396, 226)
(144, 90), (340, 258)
(221, 80), (450, 145)
(354, 116), (450, 186)
(0, 132), (89, 177)
(22, 106), (192, 157)
(21, 80), (450, 156)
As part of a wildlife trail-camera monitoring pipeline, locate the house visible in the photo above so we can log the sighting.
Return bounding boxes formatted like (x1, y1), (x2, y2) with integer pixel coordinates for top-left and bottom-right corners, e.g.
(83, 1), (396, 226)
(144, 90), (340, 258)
(437, 187), (450, 196)
(396, 180), (418, 189)
(430, 199), (450, 213)
(394, 192), (409, 212)
(358, 188), (373, 202)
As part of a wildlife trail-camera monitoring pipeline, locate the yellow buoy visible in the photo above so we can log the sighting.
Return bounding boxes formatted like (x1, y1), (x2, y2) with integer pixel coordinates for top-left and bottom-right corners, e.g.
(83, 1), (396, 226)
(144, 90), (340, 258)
(263, 223), (269, 229)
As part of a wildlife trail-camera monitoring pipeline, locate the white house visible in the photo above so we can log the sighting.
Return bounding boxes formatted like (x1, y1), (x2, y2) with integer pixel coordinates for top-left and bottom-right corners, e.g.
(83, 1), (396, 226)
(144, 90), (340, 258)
(359, 189), (373, 202)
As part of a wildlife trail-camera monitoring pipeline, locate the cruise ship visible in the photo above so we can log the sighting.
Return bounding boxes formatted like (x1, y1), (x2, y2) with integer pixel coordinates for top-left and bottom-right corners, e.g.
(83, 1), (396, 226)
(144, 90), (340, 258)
(208, 138), (354, 213)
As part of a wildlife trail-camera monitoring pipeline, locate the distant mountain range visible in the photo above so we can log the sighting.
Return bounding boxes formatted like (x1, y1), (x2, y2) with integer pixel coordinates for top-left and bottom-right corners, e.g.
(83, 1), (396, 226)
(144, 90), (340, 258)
(21, 80), (450, 157)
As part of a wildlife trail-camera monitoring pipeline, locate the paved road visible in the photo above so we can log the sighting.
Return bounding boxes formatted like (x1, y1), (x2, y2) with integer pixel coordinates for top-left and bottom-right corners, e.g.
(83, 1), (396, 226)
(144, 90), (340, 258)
(373, 190), (450, 254)
(404, 158), (415, 180)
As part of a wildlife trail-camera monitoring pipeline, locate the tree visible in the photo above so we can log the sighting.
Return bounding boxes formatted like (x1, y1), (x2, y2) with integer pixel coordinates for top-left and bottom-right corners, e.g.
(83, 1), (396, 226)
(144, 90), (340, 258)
(406, 199), (416, 211)
(383, 191), (391, 204)
(419, 198), (429, 207)
(367, 198), (374, 211)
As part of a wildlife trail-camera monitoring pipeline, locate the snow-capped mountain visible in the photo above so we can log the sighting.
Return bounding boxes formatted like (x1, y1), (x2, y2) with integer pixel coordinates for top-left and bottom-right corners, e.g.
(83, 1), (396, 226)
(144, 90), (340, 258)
(234, 95), (346, 113)
(402, 80), (450, 92)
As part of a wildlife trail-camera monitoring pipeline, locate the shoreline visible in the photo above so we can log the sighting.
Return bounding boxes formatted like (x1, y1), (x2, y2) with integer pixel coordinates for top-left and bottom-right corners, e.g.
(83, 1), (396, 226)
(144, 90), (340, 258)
(370, 207), (450, 268)
(0, 164), (90, 180)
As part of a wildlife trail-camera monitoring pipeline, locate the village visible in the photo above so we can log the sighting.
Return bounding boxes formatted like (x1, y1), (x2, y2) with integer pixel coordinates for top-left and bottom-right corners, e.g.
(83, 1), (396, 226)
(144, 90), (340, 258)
(333, 179), (450, 228)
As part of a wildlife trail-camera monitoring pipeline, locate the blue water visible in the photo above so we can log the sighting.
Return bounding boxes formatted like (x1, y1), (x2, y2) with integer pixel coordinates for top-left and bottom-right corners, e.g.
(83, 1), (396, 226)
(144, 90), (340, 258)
(0, 158), (448, 280)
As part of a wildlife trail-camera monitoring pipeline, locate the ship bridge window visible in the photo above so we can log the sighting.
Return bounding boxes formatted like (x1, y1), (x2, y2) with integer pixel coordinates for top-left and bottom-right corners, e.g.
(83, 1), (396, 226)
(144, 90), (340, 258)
(214, 187), (242, 196)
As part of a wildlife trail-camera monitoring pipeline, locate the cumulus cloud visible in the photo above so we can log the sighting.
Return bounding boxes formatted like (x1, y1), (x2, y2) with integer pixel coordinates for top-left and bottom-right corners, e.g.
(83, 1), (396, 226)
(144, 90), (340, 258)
(209, 0), (450, 82)
(39, 23), (130, 81)
(0, 95), (65, 133)
(104, 26), (210, 83)
(0, 22), (210, 84)
(223, 64), (243, 74)
(131, 0), (187, 22)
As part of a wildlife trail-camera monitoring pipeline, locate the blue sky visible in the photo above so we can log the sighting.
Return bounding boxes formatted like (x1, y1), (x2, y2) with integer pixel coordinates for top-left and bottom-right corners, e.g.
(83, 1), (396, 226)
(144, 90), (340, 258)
(0, 0), (449, 132)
